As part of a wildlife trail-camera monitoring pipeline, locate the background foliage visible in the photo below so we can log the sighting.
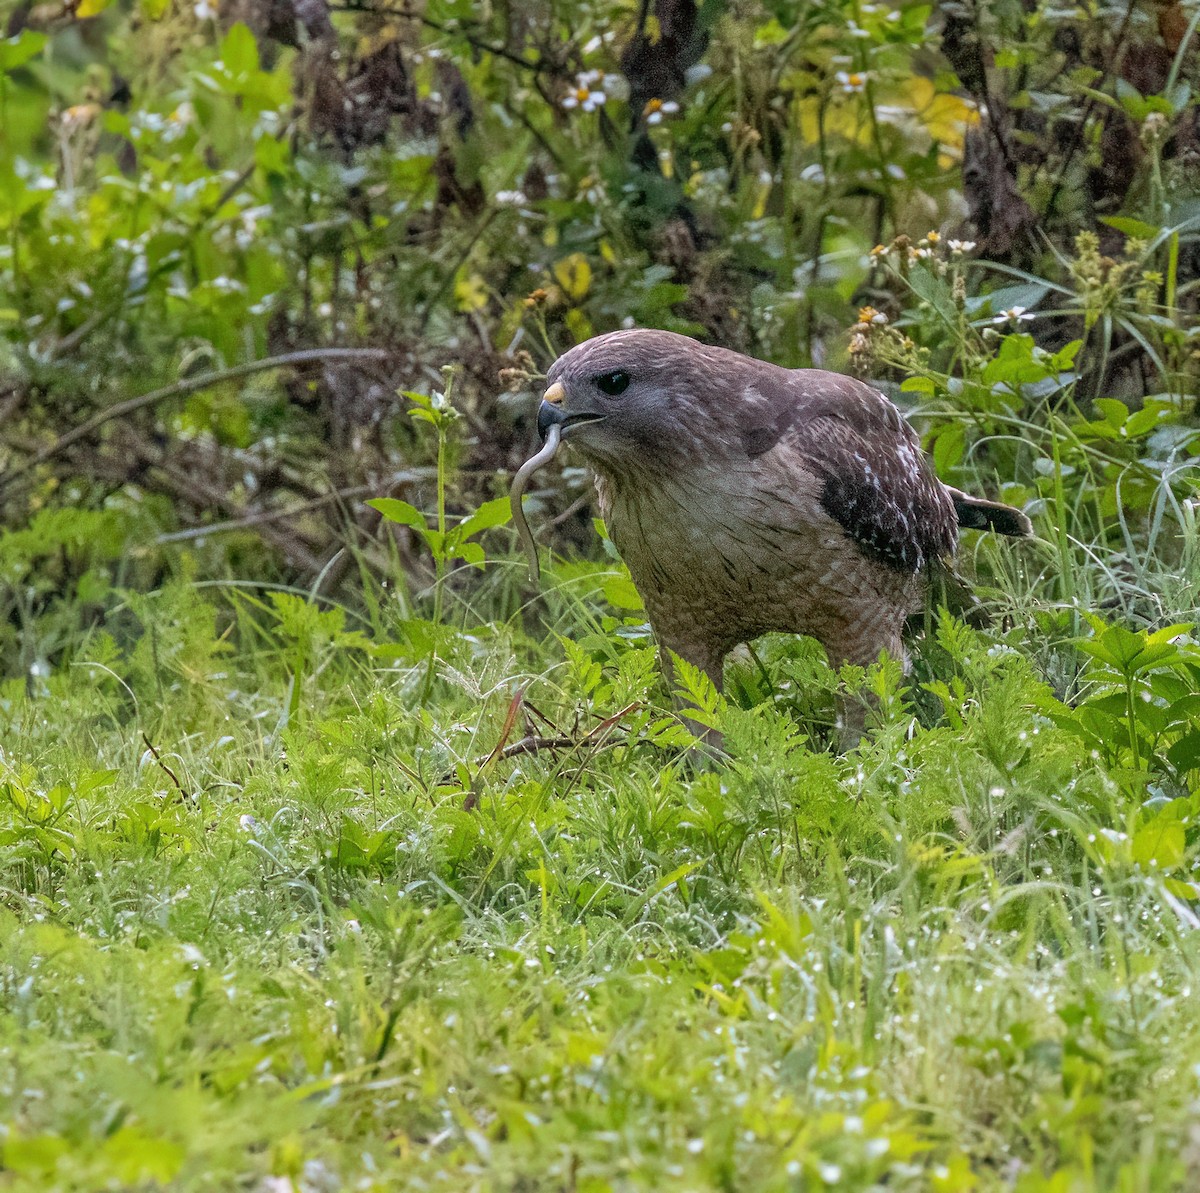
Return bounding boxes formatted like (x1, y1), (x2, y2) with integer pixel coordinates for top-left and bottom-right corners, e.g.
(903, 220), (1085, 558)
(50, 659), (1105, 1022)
(1, 0), (1199, 1188)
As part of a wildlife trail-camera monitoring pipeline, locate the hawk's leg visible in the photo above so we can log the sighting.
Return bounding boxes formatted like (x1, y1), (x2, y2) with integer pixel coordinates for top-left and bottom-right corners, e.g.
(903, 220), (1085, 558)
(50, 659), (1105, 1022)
(825, 626), (908, 749)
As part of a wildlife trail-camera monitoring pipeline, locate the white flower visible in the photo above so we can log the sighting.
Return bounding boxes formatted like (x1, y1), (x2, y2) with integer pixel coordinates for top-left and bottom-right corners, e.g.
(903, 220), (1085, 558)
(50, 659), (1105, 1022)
(194, 0), (216, 19)
(992, 305), (1034, 325)
(643, 98), (680, 125)
(947, 239), (977, 254)
(835, 71), (868, 93)
(494, 190), (528, 206)
(563, 73), (608, 113)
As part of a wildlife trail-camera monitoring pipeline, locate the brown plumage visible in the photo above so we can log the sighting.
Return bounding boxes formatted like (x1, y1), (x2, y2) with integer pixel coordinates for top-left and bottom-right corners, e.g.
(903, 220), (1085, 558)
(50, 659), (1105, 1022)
(536, 329), (1031, 697)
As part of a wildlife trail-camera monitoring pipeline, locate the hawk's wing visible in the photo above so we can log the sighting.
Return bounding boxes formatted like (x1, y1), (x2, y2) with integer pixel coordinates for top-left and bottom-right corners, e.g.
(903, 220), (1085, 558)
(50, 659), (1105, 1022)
(738, 369), (958, 574)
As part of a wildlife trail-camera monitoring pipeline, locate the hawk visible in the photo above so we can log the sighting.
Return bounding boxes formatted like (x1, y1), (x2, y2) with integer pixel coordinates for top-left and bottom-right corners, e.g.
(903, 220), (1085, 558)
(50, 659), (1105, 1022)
(528, 329), (1031, 708)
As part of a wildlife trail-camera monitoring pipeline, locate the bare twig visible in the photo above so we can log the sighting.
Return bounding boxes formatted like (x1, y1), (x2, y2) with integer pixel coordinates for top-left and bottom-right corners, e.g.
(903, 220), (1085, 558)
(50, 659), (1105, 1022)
(460, 700), (642, 809)
(0, 347), (392, 494)
(151, 475), (434, 545)
(327, 3), (544, 72)
(463, 686), (528, 809)
(140, 732), (192, 801)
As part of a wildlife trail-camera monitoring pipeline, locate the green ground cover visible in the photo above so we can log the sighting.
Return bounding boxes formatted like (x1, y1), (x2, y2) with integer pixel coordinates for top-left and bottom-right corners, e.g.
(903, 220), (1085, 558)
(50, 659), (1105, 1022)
(2, 1), (1199, 1188)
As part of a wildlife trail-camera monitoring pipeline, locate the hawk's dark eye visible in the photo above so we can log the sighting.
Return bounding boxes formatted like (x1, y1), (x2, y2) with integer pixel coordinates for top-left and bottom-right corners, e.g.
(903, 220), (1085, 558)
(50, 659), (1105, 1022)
(594, 370), (631, 397)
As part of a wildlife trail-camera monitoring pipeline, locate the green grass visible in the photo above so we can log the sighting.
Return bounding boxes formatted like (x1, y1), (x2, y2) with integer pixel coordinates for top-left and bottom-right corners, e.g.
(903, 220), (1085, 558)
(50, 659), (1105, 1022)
(1, 550), (1199, 1192)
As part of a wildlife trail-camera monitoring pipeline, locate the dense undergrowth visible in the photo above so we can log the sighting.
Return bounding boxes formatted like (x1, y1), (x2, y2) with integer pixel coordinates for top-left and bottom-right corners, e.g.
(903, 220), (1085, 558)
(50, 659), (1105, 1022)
(2, 0), (1200, 1189)
(3, 570), (1200, 1190)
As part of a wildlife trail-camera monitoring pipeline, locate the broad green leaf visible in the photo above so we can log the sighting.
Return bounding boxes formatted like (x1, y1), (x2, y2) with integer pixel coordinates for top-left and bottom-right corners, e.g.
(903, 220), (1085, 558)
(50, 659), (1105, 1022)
(0, 30), (46, 72)
(1168, 731), (1200, 776)
(603, 573), (644, 611)
(455, 541), (486, 567)
(456, 496), (512, 540)
(2, 1131), (69, 1173)
(220, 22), (260, 77)
(1100, 215), (1160, 241)
(1132, 817), (1184, 870)
(965, 281), (1051, 318)
(367, 498), (428, 531)
(1144, 623), (1194, 648)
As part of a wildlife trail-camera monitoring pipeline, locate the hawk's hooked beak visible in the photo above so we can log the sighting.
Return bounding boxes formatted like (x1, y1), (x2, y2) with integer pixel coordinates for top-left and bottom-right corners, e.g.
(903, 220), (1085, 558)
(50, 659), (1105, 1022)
(537, 380), (606, 442)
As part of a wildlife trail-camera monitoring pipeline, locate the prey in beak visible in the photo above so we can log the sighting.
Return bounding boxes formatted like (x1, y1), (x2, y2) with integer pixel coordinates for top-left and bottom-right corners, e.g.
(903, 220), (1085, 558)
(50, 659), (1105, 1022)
(537, 380), (606, 442)
(511, 380), (589, 585)
(513, 378), (611, 584)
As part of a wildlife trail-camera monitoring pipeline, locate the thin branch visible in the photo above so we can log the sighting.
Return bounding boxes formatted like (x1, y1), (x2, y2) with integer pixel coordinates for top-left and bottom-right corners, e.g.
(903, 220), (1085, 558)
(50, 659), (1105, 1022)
(0, 348), (392, 493)
(152, 476), (433, 545)
(326, 3), (544, 72)
(140, 732), (192, 801)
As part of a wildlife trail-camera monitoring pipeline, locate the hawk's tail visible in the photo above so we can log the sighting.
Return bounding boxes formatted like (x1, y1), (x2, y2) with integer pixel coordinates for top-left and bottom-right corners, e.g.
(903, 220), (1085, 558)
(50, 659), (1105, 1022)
(949, 488), (1033, 538)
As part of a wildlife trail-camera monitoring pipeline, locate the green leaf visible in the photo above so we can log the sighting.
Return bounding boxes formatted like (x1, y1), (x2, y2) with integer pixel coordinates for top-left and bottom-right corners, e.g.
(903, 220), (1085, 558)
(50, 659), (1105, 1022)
(931, 421), (965, 475)
(455, 541), (486, 567)
(966, 281), (1051, 318)
(672, 655), (722, 729)
(1132, 817), (1184, 870)
(0, 30), (47, 72)
(220, 22), (260, 77)
(1100, 215), (1160, 241)
(623, 861), (703, 923)
(603, 574), (645, 611)
(2, 1131), (69, 1173)
(367, 498), (428, 531)
(1168, 731), (1200, 776)
(1144, 623), (1194, 649)
(1075, 623), (1146, 671)
(456, 496), (512, 540)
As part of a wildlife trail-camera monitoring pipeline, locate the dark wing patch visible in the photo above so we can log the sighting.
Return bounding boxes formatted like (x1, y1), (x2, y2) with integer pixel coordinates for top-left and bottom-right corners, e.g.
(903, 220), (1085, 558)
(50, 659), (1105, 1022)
(739, 369), (958, 574)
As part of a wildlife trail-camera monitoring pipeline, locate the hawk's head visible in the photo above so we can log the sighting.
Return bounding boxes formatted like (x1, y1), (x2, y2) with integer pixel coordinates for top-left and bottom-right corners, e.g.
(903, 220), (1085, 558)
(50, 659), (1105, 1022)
(537, 329), (752, 468)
